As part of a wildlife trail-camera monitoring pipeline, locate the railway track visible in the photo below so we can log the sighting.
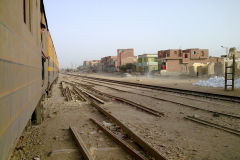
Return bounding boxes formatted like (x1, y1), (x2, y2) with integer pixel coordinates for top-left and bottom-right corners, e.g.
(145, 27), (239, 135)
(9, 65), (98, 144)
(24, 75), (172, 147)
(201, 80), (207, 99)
(61, 78), (240, 159)
(68, 74), (240, 103)
(74, 80), (240, 120)
(74, 80), (240, 137)
(68, 81), (165, 117)
(184, 116), (240, 136)
(69, 81), (167, 160)
(82, 79), (236, 108)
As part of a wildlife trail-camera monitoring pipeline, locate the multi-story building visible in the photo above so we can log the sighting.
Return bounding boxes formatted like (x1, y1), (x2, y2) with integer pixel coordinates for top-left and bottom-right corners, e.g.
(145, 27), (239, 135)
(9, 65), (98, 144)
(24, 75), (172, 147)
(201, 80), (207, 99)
(83, 61), (90, 68)
(83, 60), (100, 72)
(101, 56), (117, 72)
(158, 48), (209, 73)
(136, 54), (158, 72)
(117, 48), (137, 70)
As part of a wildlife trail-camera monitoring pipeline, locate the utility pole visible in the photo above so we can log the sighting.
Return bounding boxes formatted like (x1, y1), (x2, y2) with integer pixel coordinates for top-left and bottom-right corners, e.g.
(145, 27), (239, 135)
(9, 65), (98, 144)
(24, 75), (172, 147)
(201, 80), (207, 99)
(221, 46), (228, 55)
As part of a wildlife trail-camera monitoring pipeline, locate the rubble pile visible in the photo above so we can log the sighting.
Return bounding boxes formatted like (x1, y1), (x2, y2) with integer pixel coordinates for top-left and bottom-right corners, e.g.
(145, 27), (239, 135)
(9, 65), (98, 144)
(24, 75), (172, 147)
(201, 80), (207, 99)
(193, 76), (240, 88)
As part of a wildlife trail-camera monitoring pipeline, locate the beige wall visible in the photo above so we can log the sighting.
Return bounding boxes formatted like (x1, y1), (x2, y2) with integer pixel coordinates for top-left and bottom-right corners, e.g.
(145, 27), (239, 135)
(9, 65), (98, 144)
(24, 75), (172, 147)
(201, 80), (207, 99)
(0, 1), (55, 159)
(166, 60), (182, 72)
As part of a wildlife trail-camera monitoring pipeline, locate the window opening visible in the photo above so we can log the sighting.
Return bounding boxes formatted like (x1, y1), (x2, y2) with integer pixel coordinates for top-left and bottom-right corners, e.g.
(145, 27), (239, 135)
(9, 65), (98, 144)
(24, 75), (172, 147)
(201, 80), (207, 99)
(29, 0), (32, 32)
(23, 0), (26, 23)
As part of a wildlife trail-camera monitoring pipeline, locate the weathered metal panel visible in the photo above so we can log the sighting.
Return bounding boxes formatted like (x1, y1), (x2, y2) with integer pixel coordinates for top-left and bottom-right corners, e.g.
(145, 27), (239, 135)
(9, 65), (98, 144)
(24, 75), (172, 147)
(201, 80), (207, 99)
(0, 0), (54, 159)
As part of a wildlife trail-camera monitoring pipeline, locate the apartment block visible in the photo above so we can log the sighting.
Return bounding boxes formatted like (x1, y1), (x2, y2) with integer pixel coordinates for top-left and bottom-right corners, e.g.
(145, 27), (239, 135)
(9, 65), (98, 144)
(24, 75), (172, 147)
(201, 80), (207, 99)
(117, 49), (137, 70)
(101, 56), (117, 72)
(136, 54), (158, 72)
(158, 48), (209, 73)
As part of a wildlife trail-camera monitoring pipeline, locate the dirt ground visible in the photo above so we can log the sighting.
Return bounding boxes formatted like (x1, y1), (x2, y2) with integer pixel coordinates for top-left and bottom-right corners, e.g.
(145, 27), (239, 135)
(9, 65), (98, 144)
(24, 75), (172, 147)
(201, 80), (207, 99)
(10, 75), (132, 160)
(10, 74), (240, 160)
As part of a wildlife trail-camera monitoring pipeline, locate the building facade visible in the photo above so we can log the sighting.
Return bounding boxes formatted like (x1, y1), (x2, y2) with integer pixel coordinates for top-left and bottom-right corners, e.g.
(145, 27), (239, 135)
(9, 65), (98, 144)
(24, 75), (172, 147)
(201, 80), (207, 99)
(117, 48), (137, 70)
(83, 60), (100, 72)
(136, 54), (158, 72)
(101, 56), (117, 72)
(158, 48), (209, 73)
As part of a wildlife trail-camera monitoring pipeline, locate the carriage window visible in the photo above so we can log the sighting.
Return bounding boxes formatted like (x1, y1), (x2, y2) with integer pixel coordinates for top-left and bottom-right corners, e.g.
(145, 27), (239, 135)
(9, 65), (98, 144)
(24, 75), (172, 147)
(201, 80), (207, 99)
(23, 0), (26, 23)
(29, 0), (32, 32)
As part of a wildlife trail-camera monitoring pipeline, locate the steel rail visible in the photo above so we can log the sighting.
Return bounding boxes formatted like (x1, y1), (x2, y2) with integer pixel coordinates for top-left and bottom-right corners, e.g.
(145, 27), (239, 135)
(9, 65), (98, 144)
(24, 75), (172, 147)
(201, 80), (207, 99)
(82, 79), (235, 108)
(75, 86), (105, 104)
(70, 74), (240, 103)
(86, 86), (164, 117)
(90, 101), (167, 160)
(65, 87), (72, 101)
(73, 87), (86, 101)
(69, 126), (94, 160)
(89, 86), (240, 120)
(90, 118), (148, 160)
(184, 116), (240, 136)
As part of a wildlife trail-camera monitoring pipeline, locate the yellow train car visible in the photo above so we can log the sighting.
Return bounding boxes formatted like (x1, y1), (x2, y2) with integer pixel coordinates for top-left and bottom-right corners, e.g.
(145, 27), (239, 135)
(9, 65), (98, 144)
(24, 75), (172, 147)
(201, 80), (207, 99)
(47, 32), (59, 88)
(0, 0), (58, 159)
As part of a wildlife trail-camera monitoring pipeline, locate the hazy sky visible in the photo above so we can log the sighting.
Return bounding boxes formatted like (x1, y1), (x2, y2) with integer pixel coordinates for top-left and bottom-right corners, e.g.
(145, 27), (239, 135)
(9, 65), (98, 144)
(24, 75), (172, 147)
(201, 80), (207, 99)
(44, 0), (240, 68)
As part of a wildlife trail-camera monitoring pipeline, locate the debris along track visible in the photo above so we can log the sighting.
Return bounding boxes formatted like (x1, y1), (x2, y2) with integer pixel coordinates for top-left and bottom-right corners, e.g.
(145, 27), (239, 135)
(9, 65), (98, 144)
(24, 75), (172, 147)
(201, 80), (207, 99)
(68, 81), (167, 160)
(70, 74), (240, 103)
(82, 79), (240, 120)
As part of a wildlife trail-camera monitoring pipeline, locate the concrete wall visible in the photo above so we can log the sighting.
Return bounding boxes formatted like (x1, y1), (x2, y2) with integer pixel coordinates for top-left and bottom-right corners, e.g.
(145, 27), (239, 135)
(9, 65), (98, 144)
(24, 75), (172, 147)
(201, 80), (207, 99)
(197, 66), (208, 76)
(189, 63), (208, 76)
(214, 62), (225, 76)
(207, 62), (215, 76)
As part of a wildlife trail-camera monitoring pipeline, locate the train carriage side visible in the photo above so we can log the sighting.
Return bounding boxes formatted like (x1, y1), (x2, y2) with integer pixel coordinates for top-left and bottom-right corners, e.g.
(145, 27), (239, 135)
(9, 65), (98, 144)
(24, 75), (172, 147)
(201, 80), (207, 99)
(0, 0), (56, 159)
(47, 32), (59, 88)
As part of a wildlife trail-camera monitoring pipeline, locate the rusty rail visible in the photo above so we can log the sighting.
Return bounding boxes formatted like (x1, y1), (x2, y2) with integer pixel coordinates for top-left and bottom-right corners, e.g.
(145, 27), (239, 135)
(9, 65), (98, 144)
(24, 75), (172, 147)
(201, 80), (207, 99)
(76, 87), (105, 104)
(65, 87), (72, 101)
(185, 116), (240, 136)
(69, 74), (240, 103)
(73, 87), (87, 102)
(90, 118), (148, 160)
(69, 126), (94, 160)
(90, 101), (167, 160)
(85, 80), (240, 119)
(87, 87), (164, 117)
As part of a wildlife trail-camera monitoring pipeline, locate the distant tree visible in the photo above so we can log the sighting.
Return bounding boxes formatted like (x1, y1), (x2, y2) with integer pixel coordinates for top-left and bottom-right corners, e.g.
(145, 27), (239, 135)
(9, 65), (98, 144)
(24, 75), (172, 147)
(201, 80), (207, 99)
(120, 65), (127, 72)
(66, 68), (72, 72)
(120, 63), (136, 72)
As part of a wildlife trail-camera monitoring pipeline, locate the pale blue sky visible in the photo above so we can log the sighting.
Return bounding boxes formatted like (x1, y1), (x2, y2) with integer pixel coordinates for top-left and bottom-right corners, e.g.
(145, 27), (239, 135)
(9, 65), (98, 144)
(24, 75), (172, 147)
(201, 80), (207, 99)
(44, 0), (240, 68)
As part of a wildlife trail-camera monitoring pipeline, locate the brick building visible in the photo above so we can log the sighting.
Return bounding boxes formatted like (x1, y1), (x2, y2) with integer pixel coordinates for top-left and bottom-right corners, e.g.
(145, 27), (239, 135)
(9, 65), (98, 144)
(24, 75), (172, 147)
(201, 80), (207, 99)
(158, 48), (209, 73)
(101, 56), (117, 72)
(117, 48), (137, 70)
